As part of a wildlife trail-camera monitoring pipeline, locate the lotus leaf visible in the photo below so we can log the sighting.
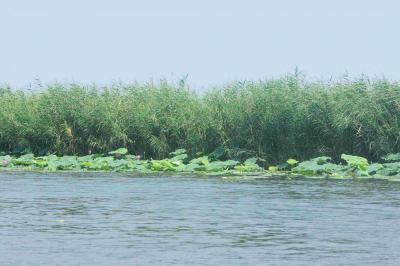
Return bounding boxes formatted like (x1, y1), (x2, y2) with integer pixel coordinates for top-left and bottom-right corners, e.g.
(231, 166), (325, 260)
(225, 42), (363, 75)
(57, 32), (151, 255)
(381, 153), (400, 162)
(109, 148), (128, 156)
(341, 154), (369, 172)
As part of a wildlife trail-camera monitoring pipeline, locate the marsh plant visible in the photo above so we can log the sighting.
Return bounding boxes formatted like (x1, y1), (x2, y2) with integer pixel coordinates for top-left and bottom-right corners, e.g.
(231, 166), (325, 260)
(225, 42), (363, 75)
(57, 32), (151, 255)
(2, 148), (400, 181)
(1, 75), (400, 165)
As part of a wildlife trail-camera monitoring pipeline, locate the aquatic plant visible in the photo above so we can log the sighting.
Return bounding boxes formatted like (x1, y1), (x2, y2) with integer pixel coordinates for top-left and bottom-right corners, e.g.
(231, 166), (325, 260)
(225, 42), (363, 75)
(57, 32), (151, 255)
(1, 76), (400, 164)
(1, 148), (400, 181)
(341, 154), (369, 176)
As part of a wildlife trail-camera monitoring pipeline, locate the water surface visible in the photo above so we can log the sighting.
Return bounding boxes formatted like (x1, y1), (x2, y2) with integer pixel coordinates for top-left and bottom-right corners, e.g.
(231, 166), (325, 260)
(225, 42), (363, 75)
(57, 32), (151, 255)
(1, 172), (399, 265)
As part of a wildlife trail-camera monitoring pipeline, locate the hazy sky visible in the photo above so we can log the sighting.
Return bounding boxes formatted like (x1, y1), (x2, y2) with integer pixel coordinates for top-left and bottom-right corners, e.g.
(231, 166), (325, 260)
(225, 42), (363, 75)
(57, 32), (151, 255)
(1, 0), (399, 89)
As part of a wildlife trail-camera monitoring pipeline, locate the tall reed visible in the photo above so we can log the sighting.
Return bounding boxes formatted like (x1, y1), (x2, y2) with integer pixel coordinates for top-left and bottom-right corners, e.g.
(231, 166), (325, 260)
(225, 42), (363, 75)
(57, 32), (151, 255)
(1, 75), (399, 164)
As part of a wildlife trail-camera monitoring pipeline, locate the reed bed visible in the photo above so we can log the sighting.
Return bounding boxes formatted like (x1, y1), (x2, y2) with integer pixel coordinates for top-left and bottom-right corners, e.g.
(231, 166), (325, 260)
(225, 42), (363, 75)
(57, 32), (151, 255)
(1, 75), (399, 164)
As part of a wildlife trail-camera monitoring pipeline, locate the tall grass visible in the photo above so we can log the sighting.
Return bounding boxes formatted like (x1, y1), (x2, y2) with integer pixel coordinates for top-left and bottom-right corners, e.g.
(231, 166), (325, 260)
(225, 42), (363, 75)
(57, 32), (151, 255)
(1, 75), (399, 164)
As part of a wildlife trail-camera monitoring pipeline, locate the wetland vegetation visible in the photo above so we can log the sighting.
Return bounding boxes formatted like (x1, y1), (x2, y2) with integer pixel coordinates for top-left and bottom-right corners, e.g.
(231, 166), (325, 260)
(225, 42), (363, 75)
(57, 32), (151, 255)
(1, 74), (400, 180)
(2, 147), (400, 181)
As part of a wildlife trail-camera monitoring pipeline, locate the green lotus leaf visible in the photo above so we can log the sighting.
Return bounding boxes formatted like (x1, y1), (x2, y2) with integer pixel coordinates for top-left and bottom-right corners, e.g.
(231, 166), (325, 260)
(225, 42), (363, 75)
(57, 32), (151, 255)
(381, 153), (400, 162)
(244, 157), (258, 165)
(169, 149), (187, 156)
(12, 154), (35, 166)
(109, 148), (128, 156)
(268, 166), (278, 172)
(170, 153), (188, 162)
(341, 154), (369, 172)
(190, 156), (209, 166)
(287, 158), (298, 166)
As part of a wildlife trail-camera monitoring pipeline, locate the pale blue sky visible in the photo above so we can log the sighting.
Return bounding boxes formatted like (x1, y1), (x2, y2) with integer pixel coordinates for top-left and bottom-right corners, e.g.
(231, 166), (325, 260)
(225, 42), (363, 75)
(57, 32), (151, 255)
(1, 0), (399, 89)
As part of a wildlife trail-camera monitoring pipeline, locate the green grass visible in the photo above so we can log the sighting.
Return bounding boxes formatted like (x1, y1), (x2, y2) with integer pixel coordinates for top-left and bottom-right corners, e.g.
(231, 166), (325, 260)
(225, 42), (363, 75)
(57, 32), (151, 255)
(1, 75), (400, 165)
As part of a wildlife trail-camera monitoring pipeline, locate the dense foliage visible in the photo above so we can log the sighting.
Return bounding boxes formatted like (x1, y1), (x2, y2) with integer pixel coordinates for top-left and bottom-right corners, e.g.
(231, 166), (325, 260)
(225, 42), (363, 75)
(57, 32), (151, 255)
(2, 148), (400, 181)
(1, 75), (400, 165)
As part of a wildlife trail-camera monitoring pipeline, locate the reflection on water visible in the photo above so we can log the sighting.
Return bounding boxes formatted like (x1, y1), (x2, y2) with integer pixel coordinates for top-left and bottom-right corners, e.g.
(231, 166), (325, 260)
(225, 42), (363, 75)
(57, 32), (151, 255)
(1, 172), (400, 265)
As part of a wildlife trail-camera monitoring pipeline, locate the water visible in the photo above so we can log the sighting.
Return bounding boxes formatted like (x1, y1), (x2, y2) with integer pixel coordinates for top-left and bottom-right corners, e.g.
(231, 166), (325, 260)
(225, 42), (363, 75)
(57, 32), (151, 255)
(1, 172), (400, 266)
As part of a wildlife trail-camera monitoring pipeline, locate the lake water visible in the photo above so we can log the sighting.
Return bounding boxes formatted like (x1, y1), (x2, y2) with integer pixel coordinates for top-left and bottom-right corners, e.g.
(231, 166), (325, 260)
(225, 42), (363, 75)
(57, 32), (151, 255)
(1, 172), (399, 266)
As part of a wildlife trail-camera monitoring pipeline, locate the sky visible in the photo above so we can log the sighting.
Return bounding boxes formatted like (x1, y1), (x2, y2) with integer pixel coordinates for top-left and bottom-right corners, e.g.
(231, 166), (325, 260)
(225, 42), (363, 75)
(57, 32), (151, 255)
(1, 0), (399, 89)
